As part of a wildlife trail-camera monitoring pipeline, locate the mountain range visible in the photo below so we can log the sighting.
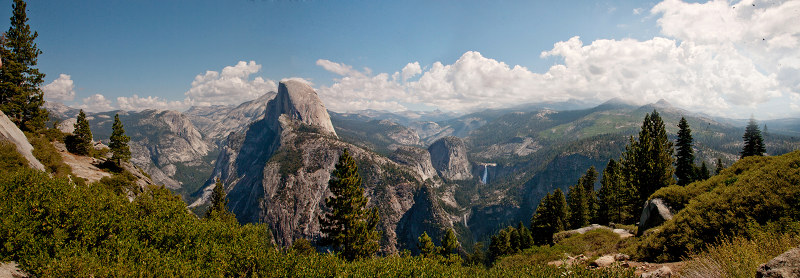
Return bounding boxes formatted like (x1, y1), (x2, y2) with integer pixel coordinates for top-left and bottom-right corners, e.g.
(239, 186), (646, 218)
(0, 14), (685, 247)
(45, 84), (800, 252)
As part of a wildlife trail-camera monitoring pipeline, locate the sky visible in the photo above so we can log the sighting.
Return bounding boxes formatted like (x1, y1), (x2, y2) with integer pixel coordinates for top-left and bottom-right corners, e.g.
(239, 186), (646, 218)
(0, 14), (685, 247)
(4, 0), (800, 119)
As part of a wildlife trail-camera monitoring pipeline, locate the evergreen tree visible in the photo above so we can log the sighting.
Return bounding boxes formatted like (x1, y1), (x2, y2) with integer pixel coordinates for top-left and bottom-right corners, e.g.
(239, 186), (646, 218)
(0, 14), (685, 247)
(0, 0), (47, 132)
(109, 113), (131, 165)
(67, 109), (92, 155)
(488, 229), (511, 260)
(675, 117), (695, 186)
(417, 231), (437, 257)
(741, 117), (766, 158)
(567, 184), (589, 229)
(597, 159), (635, 225)
(205, 178), (235, 222)
(319, 149), (380, 261)
(440, 228), (458, 255)
(715, 158), (724, 175)
(516, 222), (533, 250)
(695, 161), (711, 181)
(466, 242), (486, 266)
(530, 189), (567, 245)
(579, 166), (598, 222)
(621, 110), (675, 211)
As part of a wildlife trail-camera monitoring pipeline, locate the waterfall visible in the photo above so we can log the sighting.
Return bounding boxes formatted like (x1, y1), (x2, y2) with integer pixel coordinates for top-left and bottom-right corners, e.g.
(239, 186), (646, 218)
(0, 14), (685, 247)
(481, 164), (488, 184)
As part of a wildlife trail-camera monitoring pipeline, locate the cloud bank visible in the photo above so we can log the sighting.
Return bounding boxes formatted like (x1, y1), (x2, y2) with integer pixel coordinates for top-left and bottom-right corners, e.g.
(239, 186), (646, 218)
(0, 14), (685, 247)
(317, 0), (800, 118)
(42, 74), (76, 102)
(54, 61), (277, 112)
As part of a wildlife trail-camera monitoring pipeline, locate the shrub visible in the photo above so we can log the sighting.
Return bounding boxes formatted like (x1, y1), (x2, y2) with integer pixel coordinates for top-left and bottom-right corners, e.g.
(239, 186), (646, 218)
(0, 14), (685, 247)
(0, 140), (27, 173)
(635, 151), (800, 262)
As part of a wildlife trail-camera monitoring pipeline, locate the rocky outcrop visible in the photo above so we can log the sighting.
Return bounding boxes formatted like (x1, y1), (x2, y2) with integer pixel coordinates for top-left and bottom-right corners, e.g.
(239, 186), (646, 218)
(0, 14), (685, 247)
(641, 266), (672, 278)
(428, 136), (472, 181)
(185, 92), (276, 144)
(266, 79), (336, 136)
(390, 146), (437, 182)
(0, 110), (45, 171)
(637, 198), (674, 236)
(757, 247), (800, 278)
(193, 80), (451, 253)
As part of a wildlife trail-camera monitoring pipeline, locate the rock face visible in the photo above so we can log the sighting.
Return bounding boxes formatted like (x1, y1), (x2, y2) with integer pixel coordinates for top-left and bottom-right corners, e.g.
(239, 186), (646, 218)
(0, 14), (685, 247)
(391, 146), (437, 182)
(193, 80), (451, 253)
(757, 247), (800, 278)
(428, 136), (472, 181)
(266, 79), (336, 136)
(0, 110), (45, 171)
(185, 92), (276, 144)
(638, 198), (674, 236)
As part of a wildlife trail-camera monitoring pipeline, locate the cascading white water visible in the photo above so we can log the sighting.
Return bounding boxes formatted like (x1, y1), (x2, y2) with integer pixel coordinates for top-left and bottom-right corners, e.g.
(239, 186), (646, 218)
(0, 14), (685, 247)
(481, 164), (488, 184)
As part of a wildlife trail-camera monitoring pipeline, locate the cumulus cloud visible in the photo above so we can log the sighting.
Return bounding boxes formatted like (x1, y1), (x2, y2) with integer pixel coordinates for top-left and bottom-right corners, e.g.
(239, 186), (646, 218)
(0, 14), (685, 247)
(78, 94), (115, 112)
(184, 61), (278, 106)
(118, 95), (189, 111)
(41, 74), (75, 102)
(316, 0), (799, 118)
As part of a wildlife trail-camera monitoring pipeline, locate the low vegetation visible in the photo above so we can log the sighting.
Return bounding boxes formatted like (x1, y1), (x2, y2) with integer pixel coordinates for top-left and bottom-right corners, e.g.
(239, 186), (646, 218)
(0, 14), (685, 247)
(635, 151), (800, 262)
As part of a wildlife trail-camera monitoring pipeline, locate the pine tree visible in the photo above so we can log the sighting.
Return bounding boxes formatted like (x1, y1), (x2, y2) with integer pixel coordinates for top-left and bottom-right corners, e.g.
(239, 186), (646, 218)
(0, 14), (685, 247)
(466, 242), (486, 266)
(579, 166), (598, 222)
(621, 110), (675, 211)
(205, 178), (235, 222)
(0, 0), (47, 132)
(440, 228), (458, 255)
(67, 109), (92, 155)
(488, 229), (512, 260)
(597, 159), (635, 225)
(417, 231), (437, 257)
(319, 149), (380, 261)
(715, 158), (724, 175)
(531, 189), (567, 245)
(109, 113), (131, 166)
(695, 161), (711, 180)
(741, 117), (766, 158)
(516, 222), (533, 250)
(567, 184), (589, 229)
(675, 117), (695, 186)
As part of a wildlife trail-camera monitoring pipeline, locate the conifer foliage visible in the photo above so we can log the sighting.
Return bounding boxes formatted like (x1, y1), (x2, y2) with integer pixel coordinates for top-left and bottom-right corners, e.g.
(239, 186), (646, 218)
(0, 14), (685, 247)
(66, 109), (92, 155)
(440, 228), (459, 255)
(675, 117), (695, 186)
(319, 149), (380, 261)
(0, 0), (47, 132)
(530, 188), (567, 245)
(205, 178), (235, 222)
(417, 231), (437, 257)
(596, 159), (635, 225)
(741, 117), (766, 158)
(109, 113), (131, 165)
(621, 110), (675, 208)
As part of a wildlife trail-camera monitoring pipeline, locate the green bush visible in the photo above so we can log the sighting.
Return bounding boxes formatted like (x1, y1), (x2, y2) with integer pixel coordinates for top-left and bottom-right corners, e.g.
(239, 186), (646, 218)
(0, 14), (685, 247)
(26, 132), (72, 178)
(0, 140), (28, 173)
(635, 151), (800, 262)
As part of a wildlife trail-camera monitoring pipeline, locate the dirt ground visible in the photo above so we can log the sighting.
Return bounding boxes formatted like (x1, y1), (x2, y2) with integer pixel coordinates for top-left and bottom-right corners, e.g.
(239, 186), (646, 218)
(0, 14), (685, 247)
(53, 142), (111, 184)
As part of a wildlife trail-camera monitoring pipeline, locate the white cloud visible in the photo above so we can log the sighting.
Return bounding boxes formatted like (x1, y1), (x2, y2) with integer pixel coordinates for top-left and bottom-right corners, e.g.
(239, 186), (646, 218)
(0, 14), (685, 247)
(315, 0), (799, 118)
(633, 8), (644, 15)
(184, 61), (278, 106)
(117, 95), (189, 112)
(41, 74), (75, 102)
(78, 94), (115, 112)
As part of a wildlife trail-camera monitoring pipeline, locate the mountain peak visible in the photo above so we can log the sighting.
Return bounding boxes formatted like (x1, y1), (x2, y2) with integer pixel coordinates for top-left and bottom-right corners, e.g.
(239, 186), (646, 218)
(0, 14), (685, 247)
(267, 80), (337, 136)
(653, 99), (672, 108)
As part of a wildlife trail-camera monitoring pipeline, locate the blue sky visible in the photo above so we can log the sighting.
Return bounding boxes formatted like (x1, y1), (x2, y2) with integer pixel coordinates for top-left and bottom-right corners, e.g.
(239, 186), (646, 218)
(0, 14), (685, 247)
(4, 0), (800, 119)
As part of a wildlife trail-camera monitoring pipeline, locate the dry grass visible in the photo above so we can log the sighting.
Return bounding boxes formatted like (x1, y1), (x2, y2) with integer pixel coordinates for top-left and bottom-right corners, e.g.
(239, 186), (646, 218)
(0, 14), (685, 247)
(680, 231), (800, 278)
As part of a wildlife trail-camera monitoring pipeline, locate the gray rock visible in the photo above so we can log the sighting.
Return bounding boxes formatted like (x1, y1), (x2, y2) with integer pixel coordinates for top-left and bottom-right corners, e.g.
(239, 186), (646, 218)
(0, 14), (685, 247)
(56, 117), (76, 134)
(757, 247), (800, 278)
(590, 255), (616, 267)
(0, 110), (45, 171)
(641, 266), (672, 278)
(391, 146), (437, 182)
(0, 261), (28, 278)
(185, 92), (276, 144)
(428, 136), (472, 181)
(266, 79), (336, 137)
(638, 198), (674, 236)
(192, 80), (451, 253)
